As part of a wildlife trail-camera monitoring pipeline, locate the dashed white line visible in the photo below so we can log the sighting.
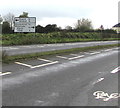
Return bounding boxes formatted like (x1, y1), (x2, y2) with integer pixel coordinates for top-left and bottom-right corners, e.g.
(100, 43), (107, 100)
(111, 66), (120, 73)
(37, 58), (53, 63)
(0, 72), (12, 76)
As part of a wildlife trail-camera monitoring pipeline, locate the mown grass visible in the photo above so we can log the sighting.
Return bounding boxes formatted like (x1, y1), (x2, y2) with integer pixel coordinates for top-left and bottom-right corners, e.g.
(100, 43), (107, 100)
(2, 32), (119, 46)
(2, 43), (119, 63)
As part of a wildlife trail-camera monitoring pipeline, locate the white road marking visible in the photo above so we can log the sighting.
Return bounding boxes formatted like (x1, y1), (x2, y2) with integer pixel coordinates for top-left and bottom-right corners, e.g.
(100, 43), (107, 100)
(36, 46), (44, 48)
(69, 55), (85, 60)
(111, 66), (120, 73)
(92, 77), (104, 85)
(104, 49), (113, 52)
(89, 52), (100, 55)
(49, 92), (59, 97)
(3, 47), (19, 50)
(37, 58), (53, 63)
(31, 61), (59, 69)
(57, 55), (84, 60)
(15, 62), (33, 68)
(70, 54), (78, 56)
(56, 56), (68, 59)
(20, 46), (44, 48)
(34, 100), (45, 105)
(84, 52), (90, 54)
(9, 47), (19, 50)
(114, 47), (119, 50)
(93, 91), (120, 101)
(15, 61), (59, 69)
(0, 72), (12, 76)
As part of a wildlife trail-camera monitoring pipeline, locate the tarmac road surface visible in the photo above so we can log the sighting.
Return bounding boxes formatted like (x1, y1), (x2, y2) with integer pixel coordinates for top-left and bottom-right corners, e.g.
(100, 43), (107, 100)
(2, 41), (118, 55)
(2, 47), (119, 106)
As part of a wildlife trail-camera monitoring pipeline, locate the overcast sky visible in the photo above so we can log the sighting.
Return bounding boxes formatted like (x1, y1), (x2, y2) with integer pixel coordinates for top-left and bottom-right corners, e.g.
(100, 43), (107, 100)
(0, 0), (119, 29)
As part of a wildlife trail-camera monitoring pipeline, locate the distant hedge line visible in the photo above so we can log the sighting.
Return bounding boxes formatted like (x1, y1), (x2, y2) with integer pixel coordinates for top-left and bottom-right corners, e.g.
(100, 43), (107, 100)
(1, 32), (119, 46)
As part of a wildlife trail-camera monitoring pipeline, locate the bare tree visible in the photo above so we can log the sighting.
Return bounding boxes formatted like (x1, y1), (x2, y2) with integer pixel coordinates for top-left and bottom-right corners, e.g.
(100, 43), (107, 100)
(3, 13), (15, 29)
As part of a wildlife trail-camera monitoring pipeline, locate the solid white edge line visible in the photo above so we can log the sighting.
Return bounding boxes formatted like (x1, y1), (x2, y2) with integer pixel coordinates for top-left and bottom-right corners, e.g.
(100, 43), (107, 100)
(31, 61), (59, 68)
(69, 55), (85, 60)
(0, 72), (12, 76)
(37, 58), (53, 62)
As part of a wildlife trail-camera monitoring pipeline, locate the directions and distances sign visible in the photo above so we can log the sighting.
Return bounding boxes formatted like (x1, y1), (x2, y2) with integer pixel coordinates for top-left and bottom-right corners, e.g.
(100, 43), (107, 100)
(14, 17), (36, 32)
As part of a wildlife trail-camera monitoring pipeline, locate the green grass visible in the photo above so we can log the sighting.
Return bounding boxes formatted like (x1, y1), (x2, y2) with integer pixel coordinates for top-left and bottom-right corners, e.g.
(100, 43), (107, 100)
(2, 43), (119, 63)
(2, 32), (119, 46)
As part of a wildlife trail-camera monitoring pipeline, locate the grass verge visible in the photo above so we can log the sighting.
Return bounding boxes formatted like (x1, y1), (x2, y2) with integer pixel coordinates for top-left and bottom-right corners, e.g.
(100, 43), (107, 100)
(2, 44), (119, 63)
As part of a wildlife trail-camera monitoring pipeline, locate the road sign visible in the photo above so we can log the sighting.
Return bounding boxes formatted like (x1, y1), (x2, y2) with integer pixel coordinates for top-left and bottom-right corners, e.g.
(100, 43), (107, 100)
(14, 17), (36, 32)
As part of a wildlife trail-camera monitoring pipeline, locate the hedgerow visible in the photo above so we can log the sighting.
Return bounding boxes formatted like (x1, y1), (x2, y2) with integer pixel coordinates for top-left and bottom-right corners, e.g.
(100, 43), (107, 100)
(1, 32), (119, 46)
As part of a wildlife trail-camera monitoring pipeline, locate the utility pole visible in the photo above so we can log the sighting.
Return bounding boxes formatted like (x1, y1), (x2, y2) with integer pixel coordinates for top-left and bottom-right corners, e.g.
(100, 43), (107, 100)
(0, 15), (2, 108)
(100, 25), (104, 39)
(0, 15), (3, 35)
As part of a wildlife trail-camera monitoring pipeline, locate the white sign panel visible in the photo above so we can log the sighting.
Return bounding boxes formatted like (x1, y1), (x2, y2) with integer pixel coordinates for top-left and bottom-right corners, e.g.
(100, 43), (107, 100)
(14, 17), (36, 32)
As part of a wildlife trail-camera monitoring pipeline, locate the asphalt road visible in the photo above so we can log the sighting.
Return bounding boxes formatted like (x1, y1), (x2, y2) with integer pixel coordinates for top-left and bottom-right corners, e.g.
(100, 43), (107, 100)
(2, 47), (120, 106)
(2, 41), (118, 55)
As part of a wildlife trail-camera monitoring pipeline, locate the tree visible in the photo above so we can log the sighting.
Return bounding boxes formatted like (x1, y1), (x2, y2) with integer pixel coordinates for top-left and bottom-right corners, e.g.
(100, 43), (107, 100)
(3, 13), (15, 30)
(19, 12), (28, 18)
(44, 24), (58, 33)
(100, 25), (104, 30)
(36, 25), (45, 33)
(65, 26), (72, 31)
(75, 18), (93, 32)
(2, 21), (11, 34)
